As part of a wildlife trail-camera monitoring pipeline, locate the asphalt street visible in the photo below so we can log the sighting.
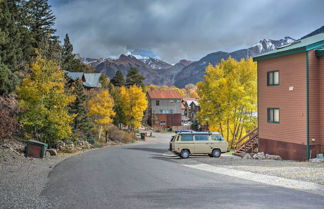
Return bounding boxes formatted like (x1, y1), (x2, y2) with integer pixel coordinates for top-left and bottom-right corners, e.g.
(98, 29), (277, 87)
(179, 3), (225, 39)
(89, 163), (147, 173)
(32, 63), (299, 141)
(42, 133), (324, 209)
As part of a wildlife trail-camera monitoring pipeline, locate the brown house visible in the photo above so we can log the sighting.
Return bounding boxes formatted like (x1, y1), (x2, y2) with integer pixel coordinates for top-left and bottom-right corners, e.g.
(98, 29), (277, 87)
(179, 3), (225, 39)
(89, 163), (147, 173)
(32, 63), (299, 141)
(254, 33), (324, 161)
(147, 90), (182, 129)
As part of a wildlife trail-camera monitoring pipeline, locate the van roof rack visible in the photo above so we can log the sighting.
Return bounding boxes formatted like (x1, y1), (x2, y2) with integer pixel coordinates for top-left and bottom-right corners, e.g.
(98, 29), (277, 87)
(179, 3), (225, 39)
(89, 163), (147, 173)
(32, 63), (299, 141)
(176, 130), (220, 135)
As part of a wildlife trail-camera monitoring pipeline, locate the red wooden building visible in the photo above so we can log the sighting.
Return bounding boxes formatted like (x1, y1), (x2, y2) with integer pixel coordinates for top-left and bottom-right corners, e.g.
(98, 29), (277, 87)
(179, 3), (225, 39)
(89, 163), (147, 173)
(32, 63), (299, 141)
(254, 33), (324, 160)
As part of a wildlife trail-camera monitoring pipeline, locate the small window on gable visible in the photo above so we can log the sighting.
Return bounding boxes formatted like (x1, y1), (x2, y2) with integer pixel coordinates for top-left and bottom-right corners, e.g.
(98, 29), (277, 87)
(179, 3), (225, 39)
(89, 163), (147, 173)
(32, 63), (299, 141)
(267, 108), (280, 123)
(267, 71), (279, 86)
(156, 100), (160, 106)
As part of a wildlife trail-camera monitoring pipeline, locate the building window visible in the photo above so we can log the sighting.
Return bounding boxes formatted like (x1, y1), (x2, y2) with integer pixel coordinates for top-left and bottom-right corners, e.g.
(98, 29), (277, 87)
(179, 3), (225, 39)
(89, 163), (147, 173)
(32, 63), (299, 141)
(160, 121), (166, 125)
(156, 100), (160, 106)
(160, 109), (173, 114)
(267, 71), (279, 86)
(170, 100), (174, 103)
(267, 108), (280, 123)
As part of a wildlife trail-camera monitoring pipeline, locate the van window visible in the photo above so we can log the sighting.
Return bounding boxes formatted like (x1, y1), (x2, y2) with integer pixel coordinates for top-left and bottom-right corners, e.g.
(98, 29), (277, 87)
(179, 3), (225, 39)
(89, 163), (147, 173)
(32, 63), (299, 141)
(181, 135), (193, 141)
(211, 134), (223, 141)
(195, 135), (209, 141)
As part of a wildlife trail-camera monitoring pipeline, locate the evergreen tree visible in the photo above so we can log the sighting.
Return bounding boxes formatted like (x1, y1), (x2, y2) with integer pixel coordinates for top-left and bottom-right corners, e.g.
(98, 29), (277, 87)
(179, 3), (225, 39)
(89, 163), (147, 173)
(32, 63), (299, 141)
(125, 68), (144, 87)
(61, 33), (75, 70)
(0, 1), (23, 71)
(111, 87), (126, 128)
(111, 70), (125, 87)
(24, 0), (61, 61)
(69, 79), (92, 134)
(25, 0), (57, 47)
(0, 58), (18, 95)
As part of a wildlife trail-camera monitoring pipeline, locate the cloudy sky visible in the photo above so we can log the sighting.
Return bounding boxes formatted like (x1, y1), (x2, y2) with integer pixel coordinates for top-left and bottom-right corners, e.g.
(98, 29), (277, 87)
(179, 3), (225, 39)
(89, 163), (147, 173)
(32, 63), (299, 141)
(49, 0), (324, 63)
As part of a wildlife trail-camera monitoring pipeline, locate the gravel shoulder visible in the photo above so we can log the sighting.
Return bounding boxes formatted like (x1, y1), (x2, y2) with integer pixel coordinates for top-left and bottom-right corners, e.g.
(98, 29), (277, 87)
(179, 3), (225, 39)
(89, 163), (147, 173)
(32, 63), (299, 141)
(152, 132), (324, 185)
(176, 153), (324, 185)
(0, 148), (63, 209)
(0, 139), (140, 209)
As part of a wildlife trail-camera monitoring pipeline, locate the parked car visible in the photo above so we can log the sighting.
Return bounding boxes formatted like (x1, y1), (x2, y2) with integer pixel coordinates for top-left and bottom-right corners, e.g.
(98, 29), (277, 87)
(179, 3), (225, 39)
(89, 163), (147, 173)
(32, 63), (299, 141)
(169, 131), (228, 158)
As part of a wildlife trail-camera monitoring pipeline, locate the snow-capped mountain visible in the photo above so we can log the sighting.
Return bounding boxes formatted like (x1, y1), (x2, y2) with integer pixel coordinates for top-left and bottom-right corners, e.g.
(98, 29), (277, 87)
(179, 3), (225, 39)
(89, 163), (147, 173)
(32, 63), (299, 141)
(142, 57), (172, 70)
(79, 26), (323, 87)
(174, 37), (297, 87)
(250, 37), (295, 54)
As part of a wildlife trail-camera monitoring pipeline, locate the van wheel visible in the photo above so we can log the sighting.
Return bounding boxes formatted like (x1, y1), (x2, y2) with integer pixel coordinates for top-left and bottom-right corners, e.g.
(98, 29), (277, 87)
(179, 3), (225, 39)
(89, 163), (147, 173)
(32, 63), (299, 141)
(180, 149), (190, 159)
(211, 149), (221, 158)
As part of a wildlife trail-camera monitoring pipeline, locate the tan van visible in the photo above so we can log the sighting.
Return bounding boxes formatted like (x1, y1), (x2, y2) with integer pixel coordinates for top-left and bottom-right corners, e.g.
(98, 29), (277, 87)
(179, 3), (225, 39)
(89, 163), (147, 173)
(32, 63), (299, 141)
(169, 131), (228, 158)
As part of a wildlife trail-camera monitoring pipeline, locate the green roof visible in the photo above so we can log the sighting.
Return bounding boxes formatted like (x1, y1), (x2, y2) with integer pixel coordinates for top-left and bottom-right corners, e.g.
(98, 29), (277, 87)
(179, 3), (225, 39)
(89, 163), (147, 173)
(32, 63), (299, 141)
(253, 33), (324, 61)
(315, 46), (324, 57)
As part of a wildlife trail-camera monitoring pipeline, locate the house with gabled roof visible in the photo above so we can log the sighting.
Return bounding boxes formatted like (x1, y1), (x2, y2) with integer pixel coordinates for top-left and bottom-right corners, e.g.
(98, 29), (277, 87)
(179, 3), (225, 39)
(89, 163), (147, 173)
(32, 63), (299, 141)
(147, 90), (182, 129)
(253, 33), (324, 160)
(64, 71), (102, 89)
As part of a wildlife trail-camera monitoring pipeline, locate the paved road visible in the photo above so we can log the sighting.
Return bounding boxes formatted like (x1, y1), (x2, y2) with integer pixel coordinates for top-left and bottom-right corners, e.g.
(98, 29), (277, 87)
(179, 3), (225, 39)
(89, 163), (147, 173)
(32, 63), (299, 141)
(42, 133), (324, 209)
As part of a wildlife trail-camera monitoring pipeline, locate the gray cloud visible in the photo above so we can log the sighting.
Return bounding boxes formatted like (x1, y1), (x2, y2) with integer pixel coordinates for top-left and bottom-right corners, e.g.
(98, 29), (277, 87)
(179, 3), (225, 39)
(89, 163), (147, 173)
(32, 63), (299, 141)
(50, 0), (324, 63)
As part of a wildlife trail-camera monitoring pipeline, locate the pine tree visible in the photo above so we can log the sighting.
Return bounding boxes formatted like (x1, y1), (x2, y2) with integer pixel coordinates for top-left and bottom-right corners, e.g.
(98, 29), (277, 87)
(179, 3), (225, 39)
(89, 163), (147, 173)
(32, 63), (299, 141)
(111, 87), (126, 128)
(69, 79), (92, 134)
(61, 34), (75, 70)
(0, 58), (18, 95)
(24, 0), (61, 62)
(24, 0), (57, 47)
(0, 1), (23, 71)
(125, 68), (144, 87)
(111, 71), (125, 87)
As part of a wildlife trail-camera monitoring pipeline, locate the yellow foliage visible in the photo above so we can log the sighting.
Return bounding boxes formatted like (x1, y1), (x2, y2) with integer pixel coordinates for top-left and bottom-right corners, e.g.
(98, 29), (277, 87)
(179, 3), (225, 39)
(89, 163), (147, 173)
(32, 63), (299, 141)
(119, 85), (148, 129)
(88, 90), (115, 125)
(17, 55), (75, 145)
(197, 57), (257, 148)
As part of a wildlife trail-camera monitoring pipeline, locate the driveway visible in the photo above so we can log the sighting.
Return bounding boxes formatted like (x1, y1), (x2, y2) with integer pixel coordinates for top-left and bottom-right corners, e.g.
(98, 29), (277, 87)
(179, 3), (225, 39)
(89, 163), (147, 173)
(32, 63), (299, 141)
(42, 133), (324, 209)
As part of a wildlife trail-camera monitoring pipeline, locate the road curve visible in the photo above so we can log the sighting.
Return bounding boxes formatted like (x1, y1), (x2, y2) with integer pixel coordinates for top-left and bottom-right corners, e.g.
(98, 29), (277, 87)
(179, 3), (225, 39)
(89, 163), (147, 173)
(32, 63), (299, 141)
(42, 137), (324, 209)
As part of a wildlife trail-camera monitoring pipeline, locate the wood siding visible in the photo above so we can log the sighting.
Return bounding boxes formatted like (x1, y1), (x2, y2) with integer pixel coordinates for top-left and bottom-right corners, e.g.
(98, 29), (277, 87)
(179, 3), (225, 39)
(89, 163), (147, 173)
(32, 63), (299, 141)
(258, 52), (307, 145)
(258, 50), (324, 159)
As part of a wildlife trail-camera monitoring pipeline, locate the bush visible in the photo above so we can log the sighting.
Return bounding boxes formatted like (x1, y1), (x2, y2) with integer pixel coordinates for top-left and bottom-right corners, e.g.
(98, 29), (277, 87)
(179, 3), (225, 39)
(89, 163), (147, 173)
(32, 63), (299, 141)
(0, 96), (18, 139)
(107, 126), (133, 143)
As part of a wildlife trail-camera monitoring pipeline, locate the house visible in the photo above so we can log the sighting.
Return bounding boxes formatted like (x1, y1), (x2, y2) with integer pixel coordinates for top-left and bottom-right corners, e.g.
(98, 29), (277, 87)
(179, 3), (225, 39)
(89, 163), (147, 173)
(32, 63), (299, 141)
(253, 33), (324, 160)
(147, 90), (182, 129)
(182, 98), (197, 122)
(64, 71), (102, 89)
(190, 100), (200, 121)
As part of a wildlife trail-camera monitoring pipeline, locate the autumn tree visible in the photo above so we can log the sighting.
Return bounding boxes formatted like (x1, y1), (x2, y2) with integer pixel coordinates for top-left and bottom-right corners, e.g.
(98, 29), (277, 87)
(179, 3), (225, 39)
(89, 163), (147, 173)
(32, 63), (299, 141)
(99, 74), (110, 89)
(111, 70), (125, 87)
(88, 90), (115, 140)
(197, 57), (257, 148)
(125, 68), (144, 87)
(17, 55), (75, 146)
(119, 85), (148, 130)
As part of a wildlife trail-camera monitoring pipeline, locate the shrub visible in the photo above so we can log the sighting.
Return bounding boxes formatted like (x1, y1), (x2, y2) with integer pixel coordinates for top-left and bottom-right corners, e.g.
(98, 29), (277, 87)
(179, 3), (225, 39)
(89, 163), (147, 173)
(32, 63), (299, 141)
(107, 126), (133, 143)
(0, 96), (18, 139)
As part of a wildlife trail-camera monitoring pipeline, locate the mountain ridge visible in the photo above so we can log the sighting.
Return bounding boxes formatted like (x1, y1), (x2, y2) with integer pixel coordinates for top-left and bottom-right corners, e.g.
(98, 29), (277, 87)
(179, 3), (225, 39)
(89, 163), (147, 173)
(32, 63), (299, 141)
(80, 26), (323, 87)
